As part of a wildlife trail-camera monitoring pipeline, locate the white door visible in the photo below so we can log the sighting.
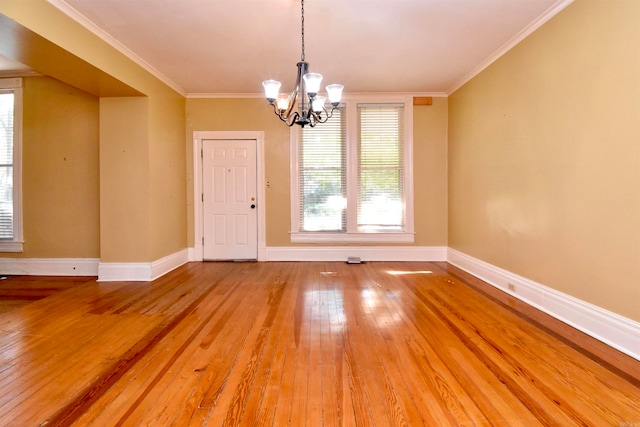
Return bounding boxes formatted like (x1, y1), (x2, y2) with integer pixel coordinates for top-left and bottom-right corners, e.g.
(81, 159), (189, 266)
(202, 139), (257, 260)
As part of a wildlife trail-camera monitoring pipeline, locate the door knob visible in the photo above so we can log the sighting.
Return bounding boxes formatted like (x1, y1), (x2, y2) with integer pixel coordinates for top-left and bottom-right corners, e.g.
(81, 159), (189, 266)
(250, 204), (256, 209)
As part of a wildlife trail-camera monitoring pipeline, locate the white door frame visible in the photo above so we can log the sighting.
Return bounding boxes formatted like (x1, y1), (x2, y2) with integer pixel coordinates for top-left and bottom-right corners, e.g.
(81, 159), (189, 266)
(192, 131), (266, 261)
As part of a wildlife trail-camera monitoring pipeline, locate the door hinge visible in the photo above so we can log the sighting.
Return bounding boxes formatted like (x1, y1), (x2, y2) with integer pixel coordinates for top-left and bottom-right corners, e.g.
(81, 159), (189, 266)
(202, 193), (204, 202)
(201, 148), (203, 158)
(202, 236), (204, 245)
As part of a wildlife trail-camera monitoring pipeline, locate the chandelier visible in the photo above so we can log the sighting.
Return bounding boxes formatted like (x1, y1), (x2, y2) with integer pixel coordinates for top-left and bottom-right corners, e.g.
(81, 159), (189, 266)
(262, 0), (343, 128)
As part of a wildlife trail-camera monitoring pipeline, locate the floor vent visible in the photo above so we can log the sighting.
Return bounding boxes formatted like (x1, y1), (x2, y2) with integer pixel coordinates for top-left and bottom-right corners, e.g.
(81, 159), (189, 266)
(347, 256), (362, 264)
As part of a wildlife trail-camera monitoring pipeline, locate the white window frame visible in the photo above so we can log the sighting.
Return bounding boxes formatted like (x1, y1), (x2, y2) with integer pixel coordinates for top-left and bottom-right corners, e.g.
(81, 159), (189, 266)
(290, 94), (414, 243)
(0, 78), (23, 252)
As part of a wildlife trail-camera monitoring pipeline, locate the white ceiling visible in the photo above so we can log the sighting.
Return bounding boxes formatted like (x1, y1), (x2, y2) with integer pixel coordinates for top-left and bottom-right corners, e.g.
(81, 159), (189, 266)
(46, 0), (572, 97)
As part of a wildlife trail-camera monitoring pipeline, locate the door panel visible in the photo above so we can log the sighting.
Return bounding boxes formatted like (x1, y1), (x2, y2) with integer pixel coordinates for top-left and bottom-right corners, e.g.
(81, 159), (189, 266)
(203, 139), (257, 260)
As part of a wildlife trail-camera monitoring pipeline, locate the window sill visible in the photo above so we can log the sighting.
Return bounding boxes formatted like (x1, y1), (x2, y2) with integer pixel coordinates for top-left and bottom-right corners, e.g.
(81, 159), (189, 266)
(290, 232), (415, 244)
(0, 241), (24, 253)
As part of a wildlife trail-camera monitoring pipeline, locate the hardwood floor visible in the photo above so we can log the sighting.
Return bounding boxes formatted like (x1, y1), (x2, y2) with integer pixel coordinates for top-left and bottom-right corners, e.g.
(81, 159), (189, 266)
(0, 276), (92, 315)
(0, 262), (638, 426)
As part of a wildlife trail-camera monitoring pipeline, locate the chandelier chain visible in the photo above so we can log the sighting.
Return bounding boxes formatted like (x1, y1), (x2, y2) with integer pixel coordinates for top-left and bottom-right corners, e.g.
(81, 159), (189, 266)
(262, 0), (343, 127)
(300, 0), (305, 61)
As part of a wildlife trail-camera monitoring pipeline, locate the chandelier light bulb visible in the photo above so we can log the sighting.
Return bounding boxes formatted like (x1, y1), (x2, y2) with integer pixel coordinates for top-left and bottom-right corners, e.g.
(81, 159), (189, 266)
(303, 73), (323, 96)
(262, 80), (281, 102)
(276, 94), (289, 111)
(326, 84), (344, 105)
(311, 96), (326, 112)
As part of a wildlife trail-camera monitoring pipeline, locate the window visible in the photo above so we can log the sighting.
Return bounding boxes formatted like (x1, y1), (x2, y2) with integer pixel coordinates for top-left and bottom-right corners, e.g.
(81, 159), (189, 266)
(0, 78), (23, 252)
(298, 107), (346, 232)
(291, 96), (414, 243)
(357, 104), (405, 231)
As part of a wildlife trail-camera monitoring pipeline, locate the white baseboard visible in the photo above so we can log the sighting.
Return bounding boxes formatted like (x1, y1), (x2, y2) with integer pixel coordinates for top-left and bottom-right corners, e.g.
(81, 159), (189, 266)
(188, 246), (202, 262)
(447, 248), (640, 361)
(98, 249), (189, 282)
(266, 246), (447, 262)
(0, 258), (99, 276)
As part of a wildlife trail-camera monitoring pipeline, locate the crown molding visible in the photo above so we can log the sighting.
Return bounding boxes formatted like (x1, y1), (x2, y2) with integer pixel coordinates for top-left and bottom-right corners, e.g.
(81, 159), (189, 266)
(0, 70), (42, 78)
(446, 0), (574, 95)
(187, 93), (265, 99)
(46, 0), (187, 97)
(187, 91), (449, 99)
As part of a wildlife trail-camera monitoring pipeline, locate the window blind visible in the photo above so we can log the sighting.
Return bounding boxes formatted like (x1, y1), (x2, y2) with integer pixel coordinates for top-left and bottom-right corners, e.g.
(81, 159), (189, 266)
(0, 92), (14, 240)
(357, 104), (404, 231)
(298, 108), (346, 231)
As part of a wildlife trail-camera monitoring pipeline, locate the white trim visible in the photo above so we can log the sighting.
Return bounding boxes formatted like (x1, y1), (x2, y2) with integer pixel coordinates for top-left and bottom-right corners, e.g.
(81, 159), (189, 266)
(447, 248), (640, 361)
(97, 248), (189, 282)
(188, 93), (267, 99)
(0, 70), (41, 78)
(46, 0), (186, 97)
(188, 92), (449, 99)
(192, 131), (266, 262)
(0, 241), (24, 252)
(446, 0), (574, 94)
(0, 78), (22, 89)
(1, 78), (23, 250)
(188, 246), (201, 263)
(403, 100), (415, 235)
(290, 232), (415, 244)
(266, 246), (446, 262)
(150, 248), (189, 280)
(97, 262), (150, 282)
(0, 257), (99, 276)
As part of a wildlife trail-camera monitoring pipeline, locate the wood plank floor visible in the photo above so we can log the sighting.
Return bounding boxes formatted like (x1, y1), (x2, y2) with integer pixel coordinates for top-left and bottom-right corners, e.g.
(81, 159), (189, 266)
(0, 276), (92, 315)
(0, 261), (638, 426)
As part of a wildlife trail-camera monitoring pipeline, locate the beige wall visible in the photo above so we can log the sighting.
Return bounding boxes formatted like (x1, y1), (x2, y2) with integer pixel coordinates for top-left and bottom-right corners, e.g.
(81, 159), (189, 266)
(448, 0), (640, 321)
(99, 97), (150, 262)
(149, 94), (188, 260)
(7, 76), (100, 258)
(1, 0), (187, 263)
(414, 97), (448, 246)
(186, 98), (449, 248)
(99, 94), (187, 263)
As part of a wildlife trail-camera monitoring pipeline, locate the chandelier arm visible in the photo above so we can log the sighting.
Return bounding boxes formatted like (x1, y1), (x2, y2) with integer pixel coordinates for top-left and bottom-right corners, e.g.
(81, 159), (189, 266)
(272, 102), (289, 122)
(309, 107), (330, 126)
(316, 105), (339, 123)
(283, 90), (297, 120)
(291, 112), (302, 127)
(271, 103), (301, 127)
(286, 111), (302, 127)
(280, 61), (308, 122)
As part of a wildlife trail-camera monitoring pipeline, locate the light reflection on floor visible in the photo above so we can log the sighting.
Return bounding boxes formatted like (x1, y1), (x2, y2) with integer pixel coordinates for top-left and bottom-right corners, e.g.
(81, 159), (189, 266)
(385, 270), (432, 275)
(307, 269), (422, 331)
(305, 288), (346, 327)
(360, 288), (404, 327)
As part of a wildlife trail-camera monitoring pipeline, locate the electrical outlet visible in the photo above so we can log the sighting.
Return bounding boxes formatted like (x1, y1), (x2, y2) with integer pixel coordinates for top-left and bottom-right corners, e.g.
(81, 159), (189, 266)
(507, 283), (516, 292)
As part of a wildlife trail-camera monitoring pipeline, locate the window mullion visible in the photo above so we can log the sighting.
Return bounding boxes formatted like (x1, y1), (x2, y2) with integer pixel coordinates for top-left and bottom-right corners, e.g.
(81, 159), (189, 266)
(289, 129), (301, 233)
(345, 101), (359, 233)
(402, 98), (414, 234)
